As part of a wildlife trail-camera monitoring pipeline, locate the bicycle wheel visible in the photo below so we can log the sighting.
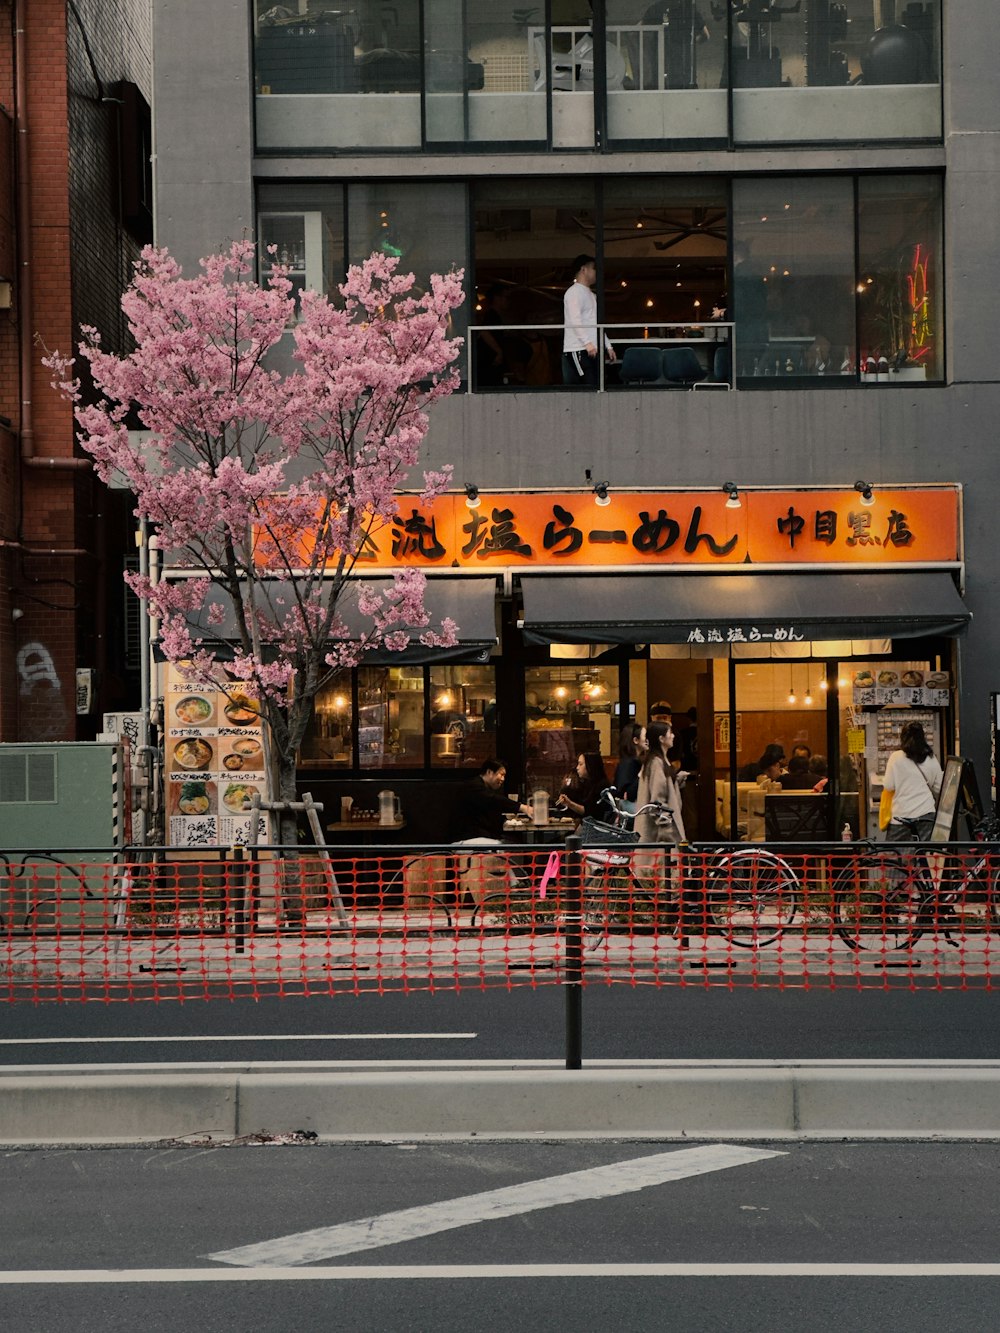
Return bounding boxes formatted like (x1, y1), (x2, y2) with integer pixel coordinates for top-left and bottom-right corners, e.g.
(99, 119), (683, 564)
(833, 851), (924, 951)
(583, 857), (677, 939)
(705, 848), (799, 948)
(381, 854), (455, 926)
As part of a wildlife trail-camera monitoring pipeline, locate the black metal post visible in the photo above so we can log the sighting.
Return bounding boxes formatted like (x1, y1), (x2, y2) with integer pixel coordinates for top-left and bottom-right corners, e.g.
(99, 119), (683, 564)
(231, 843), (246, 955)
(564, 832), (583, 1069)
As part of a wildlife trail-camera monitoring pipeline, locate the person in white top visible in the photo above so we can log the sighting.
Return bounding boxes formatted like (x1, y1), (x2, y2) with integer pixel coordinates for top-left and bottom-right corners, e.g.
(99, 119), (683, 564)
(882, 720), (943, 842)
(562, 254), (616, 386)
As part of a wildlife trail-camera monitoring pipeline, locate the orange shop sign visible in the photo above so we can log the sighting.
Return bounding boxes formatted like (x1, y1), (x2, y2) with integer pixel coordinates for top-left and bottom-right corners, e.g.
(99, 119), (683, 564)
(327, 487), (960, 571)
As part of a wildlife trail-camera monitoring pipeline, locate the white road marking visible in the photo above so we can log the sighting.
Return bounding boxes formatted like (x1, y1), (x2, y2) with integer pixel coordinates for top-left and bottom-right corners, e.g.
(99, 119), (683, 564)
(1, 1264), (1000, 1284)
(0, 1033), (476, 1045)
(208, 1144), (784, 1268)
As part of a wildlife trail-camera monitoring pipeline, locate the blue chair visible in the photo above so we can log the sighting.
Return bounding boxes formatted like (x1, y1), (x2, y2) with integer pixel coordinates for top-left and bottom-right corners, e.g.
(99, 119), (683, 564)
(692, 342), (733, 390)
(619, 345), (666, 385)
(661, 346), (708, 388)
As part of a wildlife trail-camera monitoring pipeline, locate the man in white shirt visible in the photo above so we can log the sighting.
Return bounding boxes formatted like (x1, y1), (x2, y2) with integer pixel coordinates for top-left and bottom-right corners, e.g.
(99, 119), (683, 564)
(562, 254), (616, 386)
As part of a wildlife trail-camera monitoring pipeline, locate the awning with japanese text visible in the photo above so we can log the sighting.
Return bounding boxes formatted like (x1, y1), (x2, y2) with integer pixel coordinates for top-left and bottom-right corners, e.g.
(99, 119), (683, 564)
(519, 570), (970, 646)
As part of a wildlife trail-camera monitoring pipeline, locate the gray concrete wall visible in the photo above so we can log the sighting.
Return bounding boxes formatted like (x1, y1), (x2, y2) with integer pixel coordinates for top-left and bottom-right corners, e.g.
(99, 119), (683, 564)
(150, 0), (1000, 786)
(152, 0), (254, 270)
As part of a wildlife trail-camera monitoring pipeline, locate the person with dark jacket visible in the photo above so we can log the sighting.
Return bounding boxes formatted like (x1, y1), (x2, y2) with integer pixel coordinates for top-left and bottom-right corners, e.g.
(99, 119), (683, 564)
(556, 751), (608, 821)
(739, 743), (785, 783)
(613, 722), (646, 811)
(452, 758), (531, 842)
(778, 754), (814, 790)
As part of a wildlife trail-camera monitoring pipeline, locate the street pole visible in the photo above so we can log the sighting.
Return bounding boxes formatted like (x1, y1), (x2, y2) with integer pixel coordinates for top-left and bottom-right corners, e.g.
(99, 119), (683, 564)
(564, 831), (583, 1070)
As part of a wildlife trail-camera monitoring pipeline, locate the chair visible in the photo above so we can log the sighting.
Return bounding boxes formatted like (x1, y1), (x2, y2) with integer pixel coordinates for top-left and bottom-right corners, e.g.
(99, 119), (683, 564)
(764, 794), (829, 842)
(693, 342), (733, 391)
(661, 346), (708, 388)
(619, 345), (665, 385)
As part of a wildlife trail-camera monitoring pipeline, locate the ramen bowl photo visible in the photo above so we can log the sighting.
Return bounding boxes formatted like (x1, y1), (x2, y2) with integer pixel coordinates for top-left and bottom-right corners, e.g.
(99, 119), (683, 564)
(174, 695), (213, 725)
(172, 737), (213, 771)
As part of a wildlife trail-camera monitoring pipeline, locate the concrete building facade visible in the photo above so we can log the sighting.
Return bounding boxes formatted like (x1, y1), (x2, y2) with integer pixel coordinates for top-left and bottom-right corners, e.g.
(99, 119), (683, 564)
(150, 2), (999, 841)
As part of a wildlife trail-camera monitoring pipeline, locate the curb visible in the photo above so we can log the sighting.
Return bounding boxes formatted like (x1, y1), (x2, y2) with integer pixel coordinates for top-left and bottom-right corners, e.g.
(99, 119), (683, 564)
(4, 1061), (1000, 1144)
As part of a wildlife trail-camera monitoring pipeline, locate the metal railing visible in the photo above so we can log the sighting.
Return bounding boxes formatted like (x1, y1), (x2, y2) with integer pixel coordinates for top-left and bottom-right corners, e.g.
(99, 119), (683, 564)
(465, 321), (736, 392)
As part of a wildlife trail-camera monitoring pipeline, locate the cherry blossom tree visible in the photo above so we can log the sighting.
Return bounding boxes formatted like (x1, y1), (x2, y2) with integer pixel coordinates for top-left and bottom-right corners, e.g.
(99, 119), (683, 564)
(46, 240), (465, 843)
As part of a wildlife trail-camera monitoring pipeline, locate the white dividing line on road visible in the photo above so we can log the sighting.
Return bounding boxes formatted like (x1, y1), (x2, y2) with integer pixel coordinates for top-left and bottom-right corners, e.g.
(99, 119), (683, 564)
(0, 1033), (477, 1045)
(3, 1264), (1000, 1284)
(209, 1144), (784, 1268)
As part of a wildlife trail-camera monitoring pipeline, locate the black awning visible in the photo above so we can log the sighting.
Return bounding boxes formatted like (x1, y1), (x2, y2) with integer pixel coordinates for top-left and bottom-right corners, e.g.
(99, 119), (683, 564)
(176, 577), (498, 664)
(519, 571), (970, 646)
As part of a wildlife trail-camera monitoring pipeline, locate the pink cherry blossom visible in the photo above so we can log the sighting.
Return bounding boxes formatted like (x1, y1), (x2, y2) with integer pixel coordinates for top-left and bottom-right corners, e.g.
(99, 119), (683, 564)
(45, 241), (465, 828)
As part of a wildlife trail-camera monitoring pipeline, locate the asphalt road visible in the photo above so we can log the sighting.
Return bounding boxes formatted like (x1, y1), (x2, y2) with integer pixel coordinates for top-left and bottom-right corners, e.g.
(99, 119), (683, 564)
(1, 986), (999, 1065)
(1, 1141), (999, 1331)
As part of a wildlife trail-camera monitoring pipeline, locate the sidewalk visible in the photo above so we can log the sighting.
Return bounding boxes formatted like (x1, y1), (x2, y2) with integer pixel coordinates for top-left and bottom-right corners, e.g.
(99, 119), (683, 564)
(6, 916), (999, 990)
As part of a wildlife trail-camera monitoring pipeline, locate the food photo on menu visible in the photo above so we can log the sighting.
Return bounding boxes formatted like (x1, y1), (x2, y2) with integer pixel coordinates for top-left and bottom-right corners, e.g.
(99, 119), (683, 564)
(171, 735), (215, 772)
(168, 778), (218, 817)
(219, 735), (265, 773)
(172, 692), (217, 727)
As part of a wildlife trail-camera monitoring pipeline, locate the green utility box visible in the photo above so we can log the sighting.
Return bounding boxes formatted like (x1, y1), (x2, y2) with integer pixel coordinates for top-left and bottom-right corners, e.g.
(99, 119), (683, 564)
(0, 742), (127, 932)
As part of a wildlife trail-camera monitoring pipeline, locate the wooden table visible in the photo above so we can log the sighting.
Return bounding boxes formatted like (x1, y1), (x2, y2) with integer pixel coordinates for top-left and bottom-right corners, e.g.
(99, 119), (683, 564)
(503, 818), (577, 844)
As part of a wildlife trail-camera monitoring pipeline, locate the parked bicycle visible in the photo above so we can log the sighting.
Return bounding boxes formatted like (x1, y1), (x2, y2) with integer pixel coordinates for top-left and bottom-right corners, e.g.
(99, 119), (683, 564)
(582, 790), (802, 948)
(833, 816), (1000, 951)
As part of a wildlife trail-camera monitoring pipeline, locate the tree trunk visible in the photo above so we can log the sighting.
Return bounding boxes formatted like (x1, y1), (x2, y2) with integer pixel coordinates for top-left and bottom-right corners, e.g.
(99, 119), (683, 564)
(276, 751), (299, 847)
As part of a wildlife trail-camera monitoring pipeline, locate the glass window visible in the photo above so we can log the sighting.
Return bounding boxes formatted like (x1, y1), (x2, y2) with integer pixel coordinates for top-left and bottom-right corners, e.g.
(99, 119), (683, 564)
(602, 176), (728, 376)
(731, 0), (941, 145)
(724, 661), (830, 842)
(299, 673), (354, 768)
(257, 184), (345, 308)
(524, 664), (617, 799)
(254, 0), (422, 151)
(858, 175), (943, 384)
(472, 179), (597, 389)
(358, 666), (425, 769)
(733, 177), (855, 381)
(605, 1), (727, 146)
(429, 665), (497, 768)
(423, 1), (546, 147)
(348, 182), (469, 344)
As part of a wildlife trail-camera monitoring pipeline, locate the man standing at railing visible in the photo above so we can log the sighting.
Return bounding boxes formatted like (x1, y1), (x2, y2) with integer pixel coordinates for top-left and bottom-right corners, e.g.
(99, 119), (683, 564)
(562, 254), (616, 387)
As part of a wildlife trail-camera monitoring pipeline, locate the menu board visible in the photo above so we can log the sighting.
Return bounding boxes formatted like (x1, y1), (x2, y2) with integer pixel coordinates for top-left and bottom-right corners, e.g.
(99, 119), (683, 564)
(164, 665), (271, 847)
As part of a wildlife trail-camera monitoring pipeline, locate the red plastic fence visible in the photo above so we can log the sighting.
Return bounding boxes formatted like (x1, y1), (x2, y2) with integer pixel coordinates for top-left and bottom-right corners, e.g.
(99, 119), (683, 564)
(1, 841), (999, 1001)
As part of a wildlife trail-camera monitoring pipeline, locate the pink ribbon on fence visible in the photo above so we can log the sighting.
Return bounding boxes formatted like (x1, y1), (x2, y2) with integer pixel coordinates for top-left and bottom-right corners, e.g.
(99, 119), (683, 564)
(537, 851), (561, 900)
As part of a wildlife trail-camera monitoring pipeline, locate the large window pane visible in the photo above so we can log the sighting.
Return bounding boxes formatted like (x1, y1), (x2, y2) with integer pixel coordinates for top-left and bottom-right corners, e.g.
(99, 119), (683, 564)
(254, 1), (421, 150)
(602, 176), (728, 370)
(733, 177), (855, 381)
(358, 666), (425, 769)
(605, 1), (727, 146)
(348, 183), (469, 343)
(524, 664), (617, 800)
(424, 1), (546, 146)
(429, 665), (497, 768)
(257, 184), (345, 309)
(858, 175), (943, 384)
(731, 0), (941, 145)
(299, 672), (353, 768)
(472, 179), (597, 388)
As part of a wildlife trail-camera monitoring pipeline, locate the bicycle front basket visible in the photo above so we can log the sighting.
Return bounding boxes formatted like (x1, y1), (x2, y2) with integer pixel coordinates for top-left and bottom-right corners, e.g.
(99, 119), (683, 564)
(579, 816), (640, 847)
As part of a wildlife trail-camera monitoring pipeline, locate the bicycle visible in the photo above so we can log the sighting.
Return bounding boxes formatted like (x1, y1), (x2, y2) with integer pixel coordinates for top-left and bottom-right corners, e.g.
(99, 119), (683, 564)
(832, 817), (1000, 951)
(582, 789), (803, 948)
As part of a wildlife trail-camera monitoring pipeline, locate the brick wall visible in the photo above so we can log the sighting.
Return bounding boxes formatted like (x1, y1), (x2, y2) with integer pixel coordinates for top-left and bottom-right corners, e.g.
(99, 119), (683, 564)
(0, 0), (151, 741)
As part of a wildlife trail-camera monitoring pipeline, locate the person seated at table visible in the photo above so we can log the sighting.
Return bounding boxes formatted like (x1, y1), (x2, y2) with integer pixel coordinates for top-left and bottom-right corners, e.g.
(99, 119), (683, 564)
(791, 742), (812, 763)
(778, 754), (814, 790)
(738, 743), (785, 784)
(809, 755), (829, 793)
(556, 751), (607, 822)
(452, 758), (531, 843)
